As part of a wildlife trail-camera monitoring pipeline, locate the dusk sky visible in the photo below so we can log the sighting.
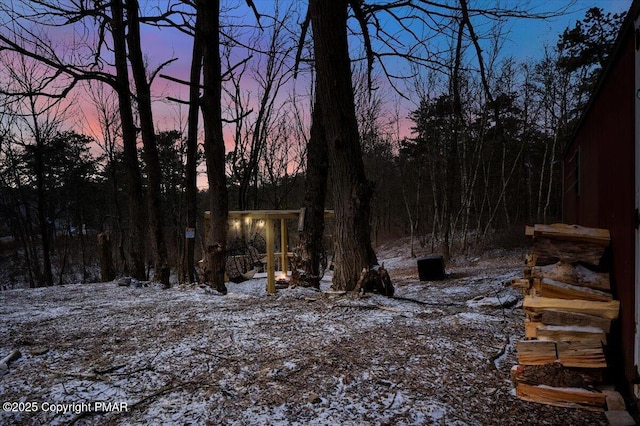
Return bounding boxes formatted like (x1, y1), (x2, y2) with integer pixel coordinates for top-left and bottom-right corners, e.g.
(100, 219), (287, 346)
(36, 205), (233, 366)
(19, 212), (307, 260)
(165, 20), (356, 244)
(133, 0), (633, 129)
(504, 0), (631, 58)
(17, 0), (628, 186)
(1, 1), (632, 136)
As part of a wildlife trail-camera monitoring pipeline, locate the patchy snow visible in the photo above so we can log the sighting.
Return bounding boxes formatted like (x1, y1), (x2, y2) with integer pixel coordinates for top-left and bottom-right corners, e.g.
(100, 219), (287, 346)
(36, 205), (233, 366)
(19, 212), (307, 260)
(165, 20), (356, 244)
(466, 293), (519, 309)
(0, 242), (608, 425)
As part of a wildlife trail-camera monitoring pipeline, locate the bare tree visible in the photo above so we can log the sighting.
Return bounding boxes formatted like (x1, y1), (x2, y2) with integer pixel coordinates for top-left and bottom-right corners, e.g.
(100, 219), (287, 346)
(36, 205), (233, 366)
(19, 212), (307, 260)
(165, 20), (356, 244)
(85, 82), (129, 272)
(110, 0), (148, 280)
(224, 2), (298, 211)
(0, 89), (43, 287)
(259, 108), (306, 209)
(297, 90), (328, 288)
(0, 52), (74, 286)
(0, 0), (186, 283)
(198, 0), (229, 293)
(310, 0), (377, 290)
(125, 0), (171, 286)
(182, 6), (203, 285)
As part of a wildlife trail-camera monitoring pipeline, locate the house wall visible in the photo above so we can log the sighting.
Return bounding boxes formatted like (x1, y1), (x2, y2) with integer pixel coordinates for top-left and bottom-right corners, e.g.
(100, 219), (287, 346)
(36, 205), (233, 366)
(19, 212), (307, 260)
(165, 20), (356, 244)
(562, 28), (636, 385)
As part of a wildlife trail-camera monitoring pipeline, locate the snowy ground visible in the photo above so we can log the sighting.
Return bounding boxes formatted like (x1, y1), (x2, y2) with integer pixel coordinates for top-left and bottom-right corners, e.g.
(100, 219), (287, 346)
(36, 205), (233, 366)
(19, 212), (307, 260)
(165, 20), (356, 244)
(0, 240), (609, 425)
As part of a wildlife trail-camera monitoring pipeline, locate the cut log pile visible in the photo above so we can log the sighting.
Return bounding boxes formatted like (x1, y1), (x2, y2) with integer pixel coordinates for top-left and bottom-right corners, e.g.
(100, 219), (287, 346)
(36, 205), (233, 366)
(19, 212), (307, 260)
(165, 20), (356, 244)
(510, 224), (624, 414)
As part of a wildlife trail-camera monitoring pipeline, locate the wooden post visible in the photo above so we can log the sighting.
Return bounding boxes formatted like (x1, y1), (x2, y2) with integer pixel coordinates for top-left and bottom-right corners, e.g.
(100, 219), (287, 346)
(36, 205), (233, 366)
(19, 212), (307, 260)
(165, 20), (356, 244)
(280, 218), (288, 276)
(265, 218), (276, 293)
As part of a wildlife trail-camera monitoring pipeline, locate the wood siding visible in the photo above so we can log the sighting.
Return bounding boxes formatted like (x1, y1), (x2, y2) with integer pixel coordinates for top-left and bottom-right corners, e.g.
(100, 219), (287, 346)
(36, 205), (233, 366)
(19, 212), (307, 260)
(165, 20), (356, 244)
(562, 27), (636, 385)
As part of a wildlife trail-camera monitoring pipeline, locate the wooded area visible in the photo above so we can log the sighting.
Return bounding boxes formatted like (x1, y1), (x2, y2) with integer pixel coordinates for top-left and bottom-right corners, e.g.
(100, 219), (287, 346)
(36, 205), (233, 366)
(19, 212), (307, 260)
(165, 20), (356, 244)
(0, 1), (624, 289)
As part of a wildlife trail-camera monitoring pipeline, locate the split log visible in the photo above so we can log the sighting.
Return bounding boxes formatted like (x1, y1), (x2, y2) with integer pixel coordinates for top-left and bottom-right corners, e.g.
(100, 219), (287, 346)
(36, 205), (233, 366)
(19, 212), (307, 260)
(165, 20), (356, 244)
(525, 320), (543, 339)
(535, 325), (607, 344)
(525, 223), (610, 266)
(531, 262), (610, 292)
(525, 311), (543, 322)
(531, 238), (607, 266)
(525, 253), (557, 267)
(511, 278), (532, 297)
(523, 296), (620, 320)
(510, 364), (603, 388)
(533, 278), (612, 302)
(557, 341), (607, 369)
(511, 278), (531, 289)
(540, 310), (611, 333)
(603, 390), (626, 411)
(516, 383), (606, 411)
(525, 253), (537, 267)
(516, 340), (557, 365)
(529, 223), (610, 246)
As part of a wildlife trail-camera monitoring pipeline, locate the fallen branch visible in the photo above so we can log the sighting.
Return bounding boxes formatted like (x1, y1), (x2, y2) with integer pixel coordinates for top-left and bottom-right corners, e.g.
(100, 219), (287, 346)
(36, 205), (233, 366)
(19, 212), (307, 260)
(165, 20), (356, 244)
(489, 336), (511, 369)
(67, 382), (187, 425)
(386, 391), (399, 409)
(191, 347), (233, 361)
(323, 290), (348, 295)
(46, 368), (111, 382)
(392, 295), (462, 307)
(93, 364), (127, 375)
(0, 349), (21, 373)
(336, 303), (398, 313)
(129, 383), (184, 410)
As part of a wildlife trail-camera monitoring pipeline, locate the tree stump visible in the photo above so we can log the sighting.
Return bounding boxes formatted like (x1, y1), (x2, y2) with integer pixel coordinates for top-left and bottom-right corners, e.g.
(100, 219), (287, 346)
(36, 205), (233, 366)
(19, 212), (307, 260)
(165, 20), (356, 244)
(356, 264), (394, 297)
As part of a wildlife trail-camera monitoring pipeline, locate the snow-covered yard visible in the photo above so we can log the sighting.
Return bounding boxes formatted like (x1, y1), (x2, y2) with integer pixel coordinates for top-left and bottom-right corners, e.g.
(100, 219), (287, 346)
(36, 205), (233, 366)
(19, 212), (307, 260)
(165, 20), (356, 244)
(0, 242), (608, 425)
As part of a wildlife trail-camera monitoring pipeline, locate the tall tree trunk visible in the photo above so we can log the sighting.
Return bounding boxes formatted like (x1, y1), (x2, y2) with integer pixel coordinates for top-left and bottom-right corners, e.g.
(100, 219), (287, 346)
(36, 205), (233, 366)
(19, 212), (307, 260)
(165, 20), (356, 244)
(20, 189), (41, 287)
(97, 231), (116, 282)
(544, 130), (558, 222)
(198, 0), (228, 293)
(182, 10), (203, 284)
(125, 0), (170, 287)
(298, 95), (328, 288)
(30, 109), (53, 287)
(310, 0), (376, 291)
(444, 18), (465, 259)
(110, 0), (146, 280)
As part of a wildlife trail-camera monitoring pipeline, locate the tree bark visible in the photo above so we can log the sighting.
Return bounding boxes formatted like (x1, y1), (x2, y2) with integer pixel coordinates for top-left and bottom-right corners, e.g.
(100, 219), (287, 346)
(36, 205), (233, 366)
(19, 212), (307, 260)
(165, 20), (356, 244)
(310, 0), (376, 291)
(110, 0), (146, 280)
(182, 9), (203, 285)
(198, 0), (228, 293)
(30, 104), (53, 287)
(297, 94), (328, 288)
(97, 231), (116, 282)
(125, 0), (170, 287)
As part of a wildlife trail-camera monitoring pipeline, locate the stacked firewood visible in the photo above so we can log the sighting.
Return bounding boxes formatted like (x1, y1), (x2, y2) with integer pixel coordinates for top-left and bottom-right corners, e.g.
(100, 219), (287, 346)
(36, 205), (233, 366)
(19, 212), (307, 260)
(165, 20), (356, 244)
(510, 224), (624, 414)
